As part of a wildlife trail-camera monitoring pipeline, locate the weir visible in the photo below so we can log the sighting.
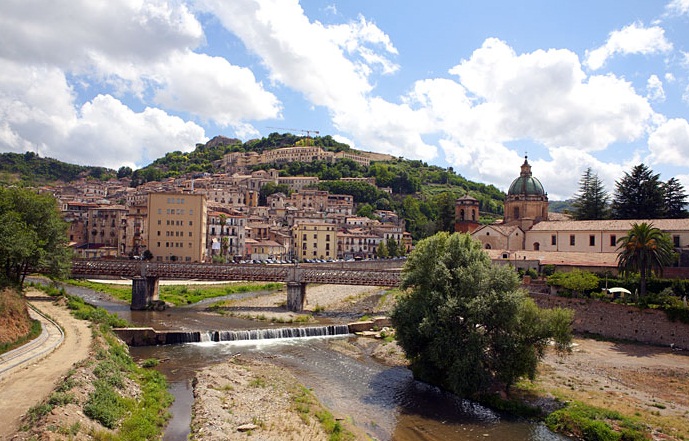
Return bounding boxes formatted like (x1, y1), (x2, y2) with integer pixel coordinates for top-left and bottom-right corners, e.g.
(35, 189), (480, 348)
(114, 325), (352, 346)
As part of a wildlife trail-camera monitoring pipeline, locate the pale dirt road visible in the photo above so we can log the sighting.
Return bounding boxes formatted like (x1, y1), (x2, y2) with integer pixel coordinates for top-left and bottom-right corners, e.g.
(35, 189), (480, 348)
(0, 291), (92, 440)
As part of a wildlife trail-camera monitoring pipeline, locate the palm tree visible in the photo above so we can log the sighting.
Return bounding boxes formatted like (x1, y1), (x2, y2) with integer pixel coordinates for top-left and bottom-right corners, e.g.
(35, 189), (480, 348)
(616, 222), (676, 297)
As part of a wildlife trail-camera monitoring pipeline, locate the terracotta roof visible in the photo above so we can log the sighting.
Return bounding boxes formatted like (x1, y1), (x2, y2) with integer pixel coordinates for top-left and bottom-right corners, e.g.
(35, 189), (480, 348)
(530, 219), (689, 232)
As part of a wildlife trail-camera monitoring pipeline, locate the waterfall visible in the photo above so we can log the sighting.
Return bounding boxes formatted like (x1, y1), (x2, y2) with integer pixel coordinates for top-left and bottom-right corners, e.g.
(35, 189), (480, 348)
(151, 325), (350, 345)
(216, 324), (350, 342)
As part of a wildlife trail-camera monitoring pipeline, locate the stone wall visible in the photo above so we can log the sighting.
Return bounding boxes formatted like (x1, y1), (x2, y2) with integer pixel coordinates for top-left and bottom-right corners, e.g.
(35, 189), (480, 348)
(531, 293), (689, 349)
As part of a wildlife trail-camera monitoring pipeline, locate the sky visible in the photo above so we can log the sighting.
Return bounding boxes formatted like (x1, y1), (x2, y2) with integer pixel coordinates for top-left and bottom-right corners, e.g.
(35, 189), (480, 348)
(1, 1), (689, 200)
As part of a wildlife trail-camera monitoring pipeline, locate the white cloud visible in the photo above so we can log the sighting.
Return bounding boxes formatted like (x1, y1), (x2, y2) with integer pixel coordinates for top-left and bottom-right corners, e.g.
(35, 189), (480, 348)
(196, 0), (435, 159)
(64, 95), (206, 169)
(647, 75), (665, 101)
(648, 118), (689, 166)
(393, 38), (657, 196)
(153, 51), (281, 126)
(585, 22), (673, 71)
(0, 0), (203, 69)
(666, 0), (689, 16)
(0, 59), (206, 169)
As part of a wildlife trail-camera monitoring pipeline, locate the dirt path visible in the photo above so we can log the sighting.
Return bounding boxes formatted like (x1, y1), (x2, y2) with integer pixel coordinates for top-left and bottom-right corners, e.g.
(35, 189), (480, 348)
(0, 291), (92, 440)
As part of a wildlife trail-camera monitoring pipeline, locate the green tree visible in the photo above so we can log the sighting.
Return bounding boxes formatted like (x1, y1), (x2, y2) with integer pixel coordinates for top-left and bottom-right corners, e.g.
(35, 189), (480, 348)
(117, 166), (133, 179)
(432, 192), (458, 232)
(392, 232), (572, 397)
(572, 168), (609, 220)
(546, 269), (600, 296)
(662, 177), (688, 219)
(616, 222), (676, 297)
(356, 203), (375, 219)
(376, 240), (389, 259)
(612, 164), (665, 219)
(386, 237), (399, 258)
(0, 188), (71, 288)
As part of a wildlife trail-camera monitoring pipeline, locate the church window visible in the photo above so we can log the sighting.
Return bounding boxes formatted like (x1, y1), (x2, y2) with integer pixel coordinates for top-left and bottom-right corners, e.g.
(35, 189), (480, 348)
(589, 235), (595, 246)
(551, 235), (556, 246)
(673, 235), (680, 247)
(534, 242), (540, 251)
(460, 209), (465, 221)
(570, 235), (575, 246)
(513, 207), (520, 219)
(610, 235), (616, 247)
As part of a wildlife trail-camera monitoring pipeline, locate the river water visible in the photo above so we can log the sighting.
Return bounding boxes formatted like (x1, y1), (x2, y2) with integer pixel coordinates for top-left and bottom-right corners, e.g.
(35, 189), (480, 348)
(58, 282), (570, 441)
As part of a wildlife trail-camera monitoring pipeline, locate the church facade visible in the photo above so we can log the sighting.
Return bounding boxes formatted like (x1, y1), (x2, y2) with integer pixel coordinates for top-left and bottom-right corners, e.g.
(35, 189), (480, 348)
(459, 158), (689, 273)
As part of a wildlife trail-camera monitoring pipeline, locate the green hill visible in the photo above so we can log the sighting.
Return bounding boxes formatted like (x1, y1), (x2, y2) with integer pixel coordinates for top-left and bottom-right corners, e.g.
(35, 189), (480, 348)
(0, 152), (115, 185)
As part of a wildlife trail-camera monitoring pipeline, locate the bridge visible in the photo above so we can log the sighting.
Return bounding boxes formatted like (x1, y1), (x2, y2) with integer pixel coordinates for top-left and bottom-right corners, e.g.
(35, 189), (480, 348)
(71, 260), (403, 312)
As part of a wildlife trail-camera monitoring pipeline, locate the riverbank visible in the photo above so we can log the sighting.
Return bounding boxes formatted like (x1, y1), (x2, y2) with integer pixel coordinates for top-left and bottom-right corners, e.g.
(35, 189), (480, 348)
(195, 283), (689, 441)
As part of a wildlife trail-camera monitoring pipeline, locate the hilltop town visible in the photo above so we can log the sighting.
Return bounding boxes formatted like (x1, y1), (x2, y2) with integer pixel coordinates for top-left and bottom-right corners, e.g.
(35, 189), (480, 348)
(31, 136), (415, 264)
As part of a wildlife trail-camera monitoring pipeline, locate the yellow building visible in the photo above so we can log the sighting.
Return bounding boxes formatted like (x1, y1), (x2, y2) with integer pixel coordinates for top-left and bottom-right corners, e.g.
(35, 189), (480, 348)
(147, 193), (207, 262)
(292, 222), (336, 260)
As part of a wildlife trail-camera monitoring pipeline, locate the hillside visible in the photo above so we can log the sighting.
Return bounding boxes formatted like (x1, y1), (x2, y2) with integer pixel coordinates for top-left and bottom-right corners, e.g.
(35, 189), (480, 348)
(0, 288), (37, 353)
(3, 133), (507, 240)
(0, 152), (116, 185)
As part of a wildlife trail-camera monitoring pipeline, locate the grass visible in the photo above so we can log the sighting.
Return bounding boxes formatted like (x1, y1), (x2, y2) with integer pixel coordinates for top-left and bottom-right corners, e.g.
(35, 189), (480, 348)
(25, 284), (174, 440)
(66, 279), (283, 306)
(545, 401), (649, 441)
(289, 385), (355, 441)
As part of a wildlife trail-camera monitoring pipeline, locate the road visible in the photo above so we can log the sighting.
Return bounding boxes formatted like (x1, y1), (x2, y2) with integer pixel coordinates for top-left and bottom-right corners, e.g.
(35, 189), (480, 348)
(0, 291), (92, 440)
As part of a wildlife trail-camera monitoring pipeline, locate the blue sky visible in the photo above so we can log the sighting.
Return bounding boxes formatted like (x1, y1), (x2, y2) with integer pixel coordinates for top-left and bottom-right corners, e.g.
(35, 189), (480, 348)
(1, 0), (688, 199)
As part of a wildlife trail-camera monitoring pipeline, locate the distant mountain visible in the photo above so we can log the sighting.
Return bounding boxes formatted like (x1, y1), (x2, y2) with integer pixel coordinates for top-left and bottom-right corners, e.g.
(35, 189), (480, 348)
(549, 199), (575, 214)
(0, 152), (115, 185)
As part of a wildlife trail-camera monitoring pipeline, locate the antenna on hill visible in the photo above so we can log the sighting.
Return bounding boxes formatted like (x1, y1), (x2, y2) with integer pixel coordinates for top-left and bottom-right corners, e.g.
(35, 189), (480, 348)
(266, 127), (320, 146)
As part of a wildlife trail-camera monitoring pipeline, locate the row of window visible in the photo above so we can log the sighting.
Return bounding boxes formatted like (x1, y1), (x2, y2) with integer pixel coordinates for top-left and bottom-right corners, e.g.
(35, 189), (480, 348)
(156, 208), (194, 215)
(156, 241), (193, 248)
(548, 234), (681, 247)
(302, 243), (331, 250)
(301, 234), (331, 241)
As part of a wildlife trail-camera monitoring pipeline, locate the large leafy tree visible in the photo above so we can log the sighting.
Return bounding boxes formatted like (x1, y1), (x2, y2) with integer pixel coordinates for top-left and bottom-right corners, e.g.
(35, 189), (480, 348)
(572, 168), (609, 220)
(392, 232), (572, 397)
(611, 164), (665, 219)
(662, 177), (688, 219)
(616, 222), (676, 297)
(0, 187), (71, 288)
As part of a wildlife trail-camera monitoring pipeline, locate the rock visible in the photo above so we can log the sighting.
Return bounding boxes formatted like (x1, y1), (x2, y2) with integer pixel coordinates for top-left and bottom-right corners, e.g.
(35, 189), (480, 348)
(236, 423), (259, 432)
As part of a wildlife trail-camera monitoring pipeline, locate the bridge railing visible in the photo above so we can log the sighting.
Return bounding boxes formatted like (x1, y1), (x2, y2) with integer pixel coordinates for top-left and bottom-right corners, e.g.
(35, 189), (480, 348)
(71, 259), (402, 286)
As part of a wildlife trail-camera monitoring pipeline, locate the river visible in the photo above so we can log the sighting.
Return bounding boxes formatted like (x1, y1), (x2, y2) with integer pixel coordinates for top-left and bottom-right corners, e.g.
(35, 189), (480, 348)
(59, 282), (570, 441)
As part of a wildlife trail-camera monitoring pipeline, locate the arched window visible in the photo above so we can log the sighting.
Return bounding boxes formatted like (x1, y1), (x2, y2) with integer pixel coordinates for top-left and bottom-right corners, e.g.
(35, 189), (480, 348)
(533, 242), (540, 251)
(460, 209), (465, 220)
(513, 207), (520, 219)
(485, 244), (492, 249)
(471, 210), (476, 221)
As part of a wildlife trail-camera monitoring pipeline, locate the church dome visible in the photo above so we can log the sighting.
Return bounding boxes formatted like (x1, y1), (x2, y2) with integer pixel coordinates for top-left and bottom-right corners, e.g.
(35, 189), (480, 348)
(507, 156), (546, 197)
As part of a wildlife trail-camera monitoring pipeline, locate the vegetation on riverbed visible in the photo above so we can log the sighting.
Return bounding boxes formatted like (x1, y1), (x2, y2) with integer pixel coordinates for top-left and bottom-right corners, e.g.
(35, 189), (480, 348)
(67, 279), (283, 305)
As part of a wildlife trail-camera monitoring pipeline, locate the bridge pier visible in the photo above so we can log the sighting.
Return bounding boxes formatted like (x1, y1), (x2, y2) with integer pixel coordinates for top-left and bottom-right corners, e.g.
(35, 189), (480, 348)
(287, 282), (307, 312)
(131, 276), (160, 310)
